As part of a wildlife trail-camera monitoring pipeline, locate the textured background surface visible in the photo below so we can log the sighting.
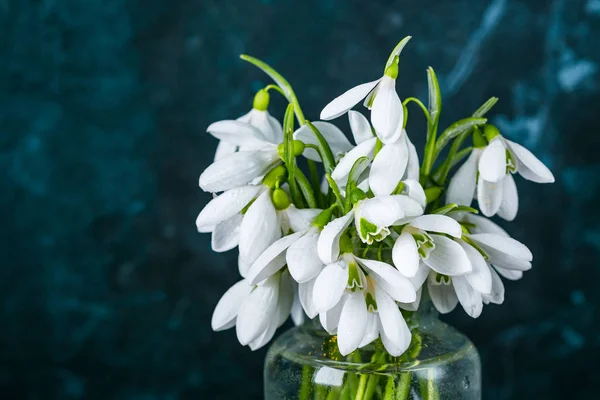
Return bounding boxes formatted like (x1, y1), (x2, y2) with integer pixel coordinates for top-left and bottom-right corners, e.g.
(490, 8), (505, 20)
(1, 0), (599, 399)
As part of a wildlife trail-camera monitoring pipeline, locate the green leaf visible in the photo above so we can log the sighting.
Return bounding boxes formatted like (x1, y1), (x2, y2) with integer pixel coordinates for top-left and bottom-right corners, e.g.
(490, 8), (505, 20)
(435, 117), (487, 154)
(346, 156), (370, 193)
(326, 174), (345, 212)
(305, 121), (336, 174)
(454, 205), (479, 214)
(295, 169), (317, 208)
(385, 36), (412, 69)
(426, 67), (442, 128)
(472, 96), (499, 118)
(431, 203), (458, 215)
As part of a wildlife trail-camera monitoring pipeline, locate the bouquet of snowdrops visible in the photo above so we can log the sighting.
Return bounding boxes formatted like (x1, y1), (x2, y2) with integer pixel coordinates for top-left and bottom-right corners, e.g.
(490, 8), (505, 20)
(196, 36), (554, 358)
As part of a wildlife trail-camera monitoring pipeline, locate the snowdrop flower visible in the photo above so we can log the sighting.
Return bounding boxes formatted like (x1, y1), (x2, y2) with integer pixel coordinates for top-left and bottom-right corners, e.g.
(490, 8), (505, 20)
(244, 207), (335, 286)
(213, 89), (284, 161)
(447, 125), (555, 220)
(313, 229), (416, 356)
(392, 214), (472, 279)
(426, 212), (533, 317)
(211, 270), (297, 350)
(331, 111), (420, 196)
(320, 38), (411, 143)
(195, 166), (285, 254)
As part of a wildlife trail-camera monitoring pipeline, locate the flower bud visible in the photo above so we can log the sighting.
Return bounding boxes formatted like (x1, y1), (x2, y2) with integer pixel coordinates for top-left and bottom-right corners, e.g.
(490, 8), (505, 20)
(271, 188), (291, 210)
(253, 89), (270, 111)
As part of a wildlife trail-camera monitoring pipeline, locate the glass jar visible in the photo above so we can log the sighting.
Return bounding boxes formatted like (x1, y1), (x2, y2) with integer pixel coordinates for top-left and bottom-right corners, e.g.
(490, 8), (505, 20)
(264, 297), (480, 399)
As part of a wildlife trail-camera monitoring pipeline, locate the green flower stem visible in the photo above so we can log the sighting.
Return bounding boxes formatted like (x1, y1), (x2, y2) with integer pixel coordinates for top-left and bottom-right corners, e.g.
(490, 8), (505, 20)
(354, 375), (368, 400)
(264, 83), (286, 97)
(383, 377), (395, 400)
(240, 54), (306, 125)
(418, 370), (440, 400)
(295, 167), (318, 208)
(305, 121), (337, 174)
(283, 104), (305, 208)
(395, 373), (412, 400)
(362, 374), (380, 400)
(299, 365), (313, 400)
(402, 97), (431, 126)
(307, 159), (325, 208)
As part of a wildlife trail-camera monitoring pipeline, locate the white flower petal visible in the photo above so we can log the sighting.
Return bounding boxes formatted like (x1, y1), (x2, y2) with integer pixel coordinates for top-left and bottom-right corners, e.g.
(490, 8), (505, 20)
(469, 233), (533, 262)
(248, 109), (283, 144)
(477, 175), (503, 217)
(453, 275), (484, 318)
(287, 232), (324, 283)
(274, 270), (294, 327)
(409, 262), (430, 290)
(314, 367), (346, 387)
(196, 185), (262, 229)
(211, 213), (243, 252)
(320, 79), (382, 120)
(285, 206), (320, 232)
(497, 173), (519, 221)
(291, 291), (306, 326)
(294, 122), (353, 161)
(427, 274), (459, 314)
(371, 76), (403, 144)
(424, 234), (472, 276)
(409, 214), (463, 238)
(483, 267), (505, 304)
(375, 288), (411, 356)
(248, 322), (276, 351)
(239, 191), (282, 266)
(458, 241), (492, 294)
(358, 258), (416, 303)
(337, 291), (368, 356)
(199, 149), (279, 193)
(446, 149), (480, 206)
(402, 179), (427, 209)
(478, 138), (507, 183)
(331, 138), (377, 184)
(247, 231), (304, 285)
(299, 277), (319, 318)
(359, 313), (379, 348)
(317, 211), (354, 264)
(494, 266), (523, 281)
(356, 196), (405, 229)
(369, 138), (409, 196)
(348, 110), (374, 144)
(238, 253), (251, 278)
(506, 140), (555, 183)
(313, 261), (349, 313)
(390, 194), (424, 223)
(207, 120), (269, 149)
(392, 232), (420, 278)
(211, 279), (253, 331)
(214, 140), (237, 161)
(463, 214), (509, 237)
(319, 298), (344, 334)
(404, 135), (420, 181)
(236, 275), (279, 345)
(399, 288), (422, 312)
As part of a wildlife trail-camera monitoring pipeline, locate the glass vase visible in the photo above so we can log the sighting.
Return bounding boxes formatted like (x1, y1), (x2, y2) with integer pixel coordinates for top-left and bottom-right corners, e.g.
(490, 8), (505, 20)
(264, 298), (480, 399)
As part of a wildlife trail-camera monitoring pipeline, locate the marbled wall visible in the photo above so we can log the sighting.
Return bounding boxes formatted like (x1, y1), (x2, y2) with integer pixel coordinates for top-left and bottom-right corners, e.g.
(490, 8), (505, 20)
(1, 0), (599, 398)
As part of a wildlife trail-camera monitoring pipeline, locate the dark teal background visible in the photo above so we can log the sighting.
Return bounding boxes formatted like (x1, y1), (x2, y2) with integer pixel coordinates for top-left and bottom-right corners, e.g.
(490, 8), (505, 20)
(1, 0), (599, 399)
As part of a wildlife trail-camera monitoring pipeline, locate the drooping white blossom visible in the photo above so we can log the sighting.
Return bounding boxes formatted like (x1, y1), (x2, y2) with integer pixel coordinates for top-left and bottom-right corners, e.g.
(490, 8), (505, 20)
(447, 126), (554, 220)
